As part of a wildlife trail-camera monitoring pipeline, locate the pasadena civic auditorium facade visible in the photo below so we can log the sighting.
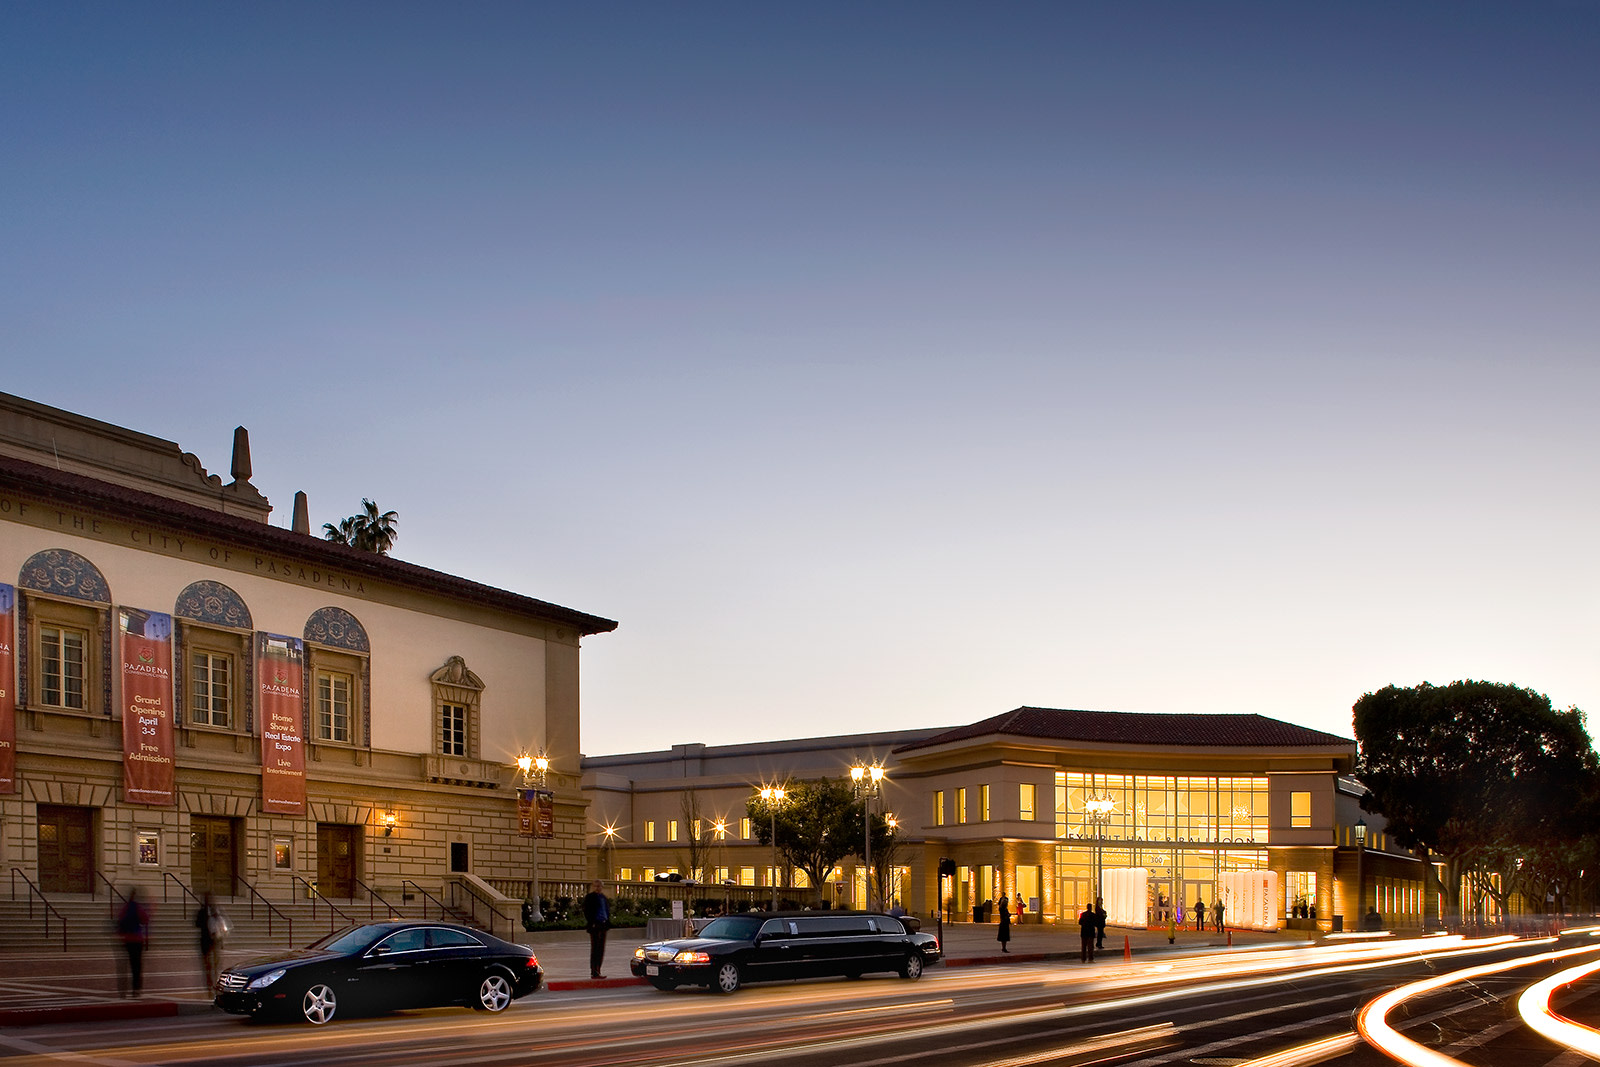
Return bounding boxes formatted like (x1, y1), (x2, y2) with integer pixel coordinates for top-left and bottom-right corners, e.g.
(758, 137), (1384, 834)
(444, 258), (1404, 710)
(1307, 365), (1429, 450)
(0, 392), (615, 911)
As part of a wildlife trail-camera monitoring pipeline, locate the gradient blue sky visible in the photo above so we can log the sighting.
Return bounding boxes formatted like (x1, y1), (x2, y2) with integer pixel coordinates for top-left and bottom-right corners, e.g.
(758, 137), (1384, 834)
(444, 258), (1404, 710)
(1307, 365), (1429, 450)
(5, 3), (1597, 755)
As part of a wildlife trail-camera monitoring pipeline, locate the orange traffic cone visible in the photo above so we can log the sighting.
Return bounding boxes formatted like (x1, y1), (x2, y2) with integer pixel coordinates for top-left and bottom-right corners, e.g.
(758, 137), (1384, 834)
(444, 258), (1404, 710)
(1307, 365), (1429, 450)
(1123, 934), (1132, 961)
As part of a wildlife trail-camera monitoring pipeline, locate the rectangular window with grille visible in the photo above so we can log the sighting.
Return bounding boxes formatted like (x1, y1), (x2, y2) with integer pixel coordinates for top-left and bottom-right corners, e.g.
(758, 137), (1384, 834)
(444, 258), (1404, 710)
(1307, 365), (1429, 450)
(441, 703), (467, 756)
(317, 671), (351, 742)
(1020, 783), (1037, 821)
(40, 625), (87, 709)
(190, 651), (232, 728)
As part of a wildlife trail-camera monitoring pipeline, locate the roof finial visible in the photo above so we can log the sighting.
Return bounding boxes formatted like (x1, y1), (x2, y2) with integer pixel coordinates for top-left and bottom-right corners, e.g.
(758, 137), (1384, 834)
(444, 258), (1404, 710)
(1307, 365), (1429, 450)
(230, 426), (253, 483)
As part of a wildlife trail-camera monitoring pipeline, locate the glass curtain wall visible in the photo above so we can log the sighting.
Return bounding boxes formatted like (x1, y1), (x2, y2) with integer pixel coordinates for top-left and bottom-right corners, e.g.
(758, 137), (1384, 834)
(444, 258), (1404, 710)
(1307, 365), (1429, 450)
(1053, 772), (1269, 922)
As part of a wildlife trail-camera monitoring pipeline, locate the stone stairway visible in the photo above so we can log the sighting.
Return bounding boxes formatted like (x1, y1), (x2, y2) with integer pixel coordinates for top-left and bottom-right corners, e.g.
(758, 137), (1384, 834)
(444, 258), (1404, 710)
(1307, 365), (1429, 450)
(0, 893), (479, 956)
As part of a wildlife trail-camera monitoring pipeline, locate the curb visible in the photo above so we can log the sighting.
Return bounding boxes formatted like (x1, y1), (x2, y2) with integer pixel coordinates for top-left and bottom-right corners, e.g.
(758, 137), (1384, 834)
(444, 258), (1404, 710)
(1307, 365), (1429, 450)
(545, 976), (646, 991)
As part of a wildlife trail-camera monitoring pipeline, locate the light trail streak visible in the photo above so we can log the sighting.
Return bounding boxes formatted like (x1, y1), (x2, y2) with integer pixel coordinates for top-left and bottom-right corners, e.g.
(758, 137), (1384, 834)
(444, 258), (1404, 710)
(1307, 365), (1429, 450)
(1518, 958), (1600, 1059)
(1235, 1032), (1360, 1067)
(1357, 941), (1599, 1067)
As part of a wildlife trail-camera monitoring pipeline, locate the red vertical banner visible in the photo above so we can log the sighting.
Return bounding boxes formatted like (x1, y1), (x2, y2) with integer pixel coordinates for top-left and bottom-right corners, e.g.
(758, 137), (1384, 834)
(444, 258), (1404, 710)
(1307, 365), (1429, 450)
(536, 790), (554, 840)
(257, 633), (306, 816)
(119, 608), (175, 806)
(517, 789), (554, 839)
(517, 789), (534, 837)
(0, 584), (15, 794)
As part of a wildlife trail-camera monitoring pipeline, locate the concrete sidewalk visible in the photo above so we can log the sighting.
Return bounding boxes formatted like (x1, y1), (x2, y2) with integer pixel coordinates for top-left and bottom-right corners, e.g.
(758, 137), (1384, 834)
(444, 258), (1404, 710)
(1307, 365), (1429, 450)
(0, 919), (1309, 1027)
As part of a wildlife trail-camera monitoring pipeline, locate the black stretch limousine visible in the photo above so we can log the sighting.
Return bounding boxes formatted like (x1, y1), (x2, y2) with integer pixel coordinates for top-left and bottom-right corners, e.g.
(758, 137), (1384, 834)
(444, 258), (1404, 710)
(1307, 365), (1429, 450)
(631, 911), (941, 993)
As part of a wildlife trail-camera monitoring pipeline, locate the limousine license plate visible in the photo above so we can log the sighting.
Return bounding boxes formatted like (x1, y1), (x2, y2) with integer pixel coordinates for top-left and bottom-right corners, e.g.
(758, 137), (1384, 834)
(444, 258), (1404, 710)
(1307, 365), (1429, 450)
(646, 964), (659, 976)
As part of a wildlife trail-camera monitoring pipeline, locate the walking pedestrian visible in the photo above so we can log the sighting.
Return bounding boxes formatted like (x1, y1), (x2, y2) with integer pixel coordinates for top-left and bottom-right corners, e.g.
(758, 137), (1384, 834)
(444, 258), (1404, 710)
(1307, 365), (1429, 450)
(195, 893), (228, 990)
(997, 894), (1011, 952)
(1094, 897), (1107, 950)
(1194, 896), (1207, 932)
(583, 880), (611, 979)
(1078, 904), (1097, 962)
(1213, 898), (1225, 933)
(116, 888), (150, 997)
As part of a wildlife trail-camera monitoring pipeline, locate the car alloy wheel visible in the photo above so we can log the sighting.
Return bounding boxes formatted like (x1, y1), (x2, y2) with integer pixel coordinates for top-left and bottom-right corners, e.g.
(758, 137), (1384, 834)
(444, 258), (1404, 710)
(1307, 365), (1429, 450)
(714, 962), (742, 994)
(301, 983), (338, 1025)
(475, 972), (514, 1012)
(901, 953), (924, 980)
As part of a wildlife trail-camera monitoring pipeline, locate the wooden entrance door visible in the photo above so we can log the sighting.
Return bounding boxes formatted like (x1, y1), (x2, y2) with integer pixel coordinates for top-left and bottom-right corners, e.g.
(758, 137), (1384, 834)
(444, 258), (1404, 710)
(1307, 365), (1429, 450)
(37, 805), (94, 893)
(190, 816), (236, 897)
(317, 824), (357, 899)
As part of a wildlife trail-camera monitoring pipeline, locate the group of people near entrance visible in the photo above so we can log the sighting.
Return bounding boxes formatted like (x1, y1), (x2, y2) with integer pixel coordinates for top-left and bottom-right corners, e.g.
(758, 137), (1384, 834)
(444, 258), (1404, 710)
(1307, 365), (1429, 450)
(110, 889), (231, 997)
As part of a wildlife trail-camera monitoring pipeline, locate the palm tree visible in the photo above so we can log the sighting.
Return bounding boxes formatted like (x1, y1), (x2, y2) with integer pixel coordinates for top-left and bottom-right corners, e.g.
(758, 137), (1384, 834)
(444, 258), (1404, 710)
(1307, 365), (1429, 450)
(354, 499), (398, 554)
(322, 499), (398, 555)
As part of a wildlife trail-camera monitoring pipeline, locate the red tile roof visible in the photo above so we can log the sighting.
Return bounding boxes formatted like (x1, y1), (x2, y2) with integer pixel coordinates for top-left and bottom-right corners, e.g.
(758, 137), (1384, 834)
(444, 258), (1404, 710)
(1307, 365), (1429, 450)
(0, 453), (617, 635)
(895, 706), (1351, 753)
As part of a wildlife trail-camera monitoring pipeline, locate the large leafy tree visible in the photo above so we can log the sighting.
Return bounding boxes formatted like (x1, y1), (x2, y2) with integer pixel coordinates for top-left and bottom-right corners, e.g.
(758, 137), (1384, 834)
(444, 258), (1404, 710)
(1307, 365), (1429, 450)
(322, 499), (399, 555)
(748, 778), (882, 906)
(1353, 680), (1600, 926)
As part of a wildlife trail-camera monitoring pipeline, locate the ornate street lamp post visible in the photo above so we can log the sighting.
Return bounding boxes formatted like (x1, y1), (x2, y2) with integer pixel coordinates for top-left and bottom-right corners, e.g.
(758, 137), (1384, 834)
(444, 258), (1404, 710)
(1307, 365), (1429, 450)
(517, 753), (549, 922)
(600, 824), (618, 881)
(1354, 817), (1367, 931)
(1085, 793), (1115, 903)
(759, 786), (787, 910)
(884, 814), (899, 907)
(710, 818), (731, 912)
(851, 765), (885, 911)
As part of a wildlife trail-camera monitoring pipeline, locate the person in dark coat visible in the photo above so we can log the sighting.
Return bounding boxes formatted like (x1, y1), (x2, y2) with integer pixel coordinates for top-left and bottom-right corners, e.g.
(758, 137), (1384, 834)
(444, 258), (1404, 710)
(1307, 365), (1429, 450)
(1194, 896), (1207, 931)
(1078, 905), (1097, 962)
(1213, 899), (1225, 932)
(997, 894), (1011, 952)
(1094, 897), (1107, 949)
(582, 880), (611, 979)
(116, 888), (150, 997)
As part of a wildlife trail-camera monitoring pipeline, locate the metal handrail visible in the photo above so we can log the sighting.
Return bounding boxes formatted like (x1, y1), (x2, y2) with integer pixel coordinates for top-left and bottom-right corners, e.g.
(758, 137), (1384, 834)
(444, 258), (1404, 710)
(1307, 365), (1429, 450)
(353, 877), (402, 921)
(95, 871), (128, 919)
(236, 877), (293, 945)
(445, 877), (510, 938)
(10, 868), (67, 952)
(291, 874), (357, 933)
(161, 871), (203, 913)
(402, 879), (453, 922)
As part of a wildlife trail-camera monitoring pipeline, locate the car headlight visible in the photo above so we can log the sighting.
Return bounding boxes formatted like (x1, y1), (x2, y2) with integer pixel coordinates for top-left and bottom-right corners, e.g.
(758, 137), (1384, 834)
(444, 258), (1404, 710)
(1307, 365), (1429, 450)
(674, 951), (710, 965)
(634, 946), (646, 960)
(247, 968), (287, 990)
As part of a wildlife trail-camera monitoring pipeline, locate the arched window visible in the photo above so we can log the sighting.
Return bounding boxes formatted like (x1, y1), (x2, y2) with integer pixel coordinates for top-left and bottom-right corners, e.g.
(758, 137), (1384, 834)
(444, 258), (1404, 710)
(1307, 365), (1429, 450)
(174, 581), (253, 732)
(17, 549), (111, 716)
(304, 607), (370, 747)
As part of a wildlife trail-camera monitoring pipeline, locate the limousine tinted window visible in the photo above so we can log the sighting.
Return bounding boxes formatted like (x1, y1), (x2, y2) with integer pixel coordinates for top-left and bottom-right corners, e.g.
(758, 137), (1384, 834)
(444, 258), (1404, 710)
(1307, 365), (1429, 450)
(701, 915), (763, 940)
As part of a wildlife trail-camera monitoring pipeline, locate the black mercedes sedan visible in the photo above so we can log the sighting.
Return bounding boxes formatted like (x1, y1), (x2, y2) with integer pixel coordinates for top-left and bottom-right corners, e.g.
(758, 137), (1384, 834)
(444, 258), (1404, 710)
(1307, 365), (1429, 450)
(631, 911), (940, 993)
(215, 921), (542, 1024)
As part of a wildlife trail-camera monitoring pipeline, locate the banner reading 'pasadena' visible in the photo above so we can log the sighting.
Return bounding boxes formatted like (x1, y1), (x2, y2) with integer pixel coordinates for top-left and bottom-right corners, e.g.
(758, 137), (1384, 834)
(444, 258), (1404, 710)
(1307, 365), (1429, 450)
(120, 608), (175, 806)
(0, 584), (15, 794)
(257, 633), (306, 815)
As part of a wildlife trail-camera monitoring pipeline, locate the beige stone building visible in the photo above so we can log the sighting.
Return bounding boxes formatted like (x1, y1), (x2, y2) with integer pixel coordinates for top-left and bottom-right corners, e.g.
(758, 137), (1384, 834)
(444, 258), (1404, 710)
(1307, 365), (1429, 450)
(584, 708), (1435, 932)
(0, 392), (614, 916)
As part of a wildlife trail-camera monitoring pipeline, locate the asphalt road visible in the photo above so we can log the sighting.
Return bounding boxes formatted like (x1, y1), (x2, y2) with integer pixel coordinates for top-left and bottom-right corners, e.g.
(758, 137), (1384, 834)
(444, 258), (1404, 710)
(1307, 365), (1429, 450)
(2, 934), (1596, 1067)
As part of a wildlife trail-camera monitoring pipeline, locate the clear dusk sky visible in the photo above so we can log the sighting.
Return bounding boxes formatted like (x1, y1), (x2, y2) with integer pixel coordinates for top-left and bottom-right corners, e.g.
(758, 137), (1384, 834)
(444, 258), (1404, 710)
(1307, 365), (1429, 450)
(4, 3), (1597, 756)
